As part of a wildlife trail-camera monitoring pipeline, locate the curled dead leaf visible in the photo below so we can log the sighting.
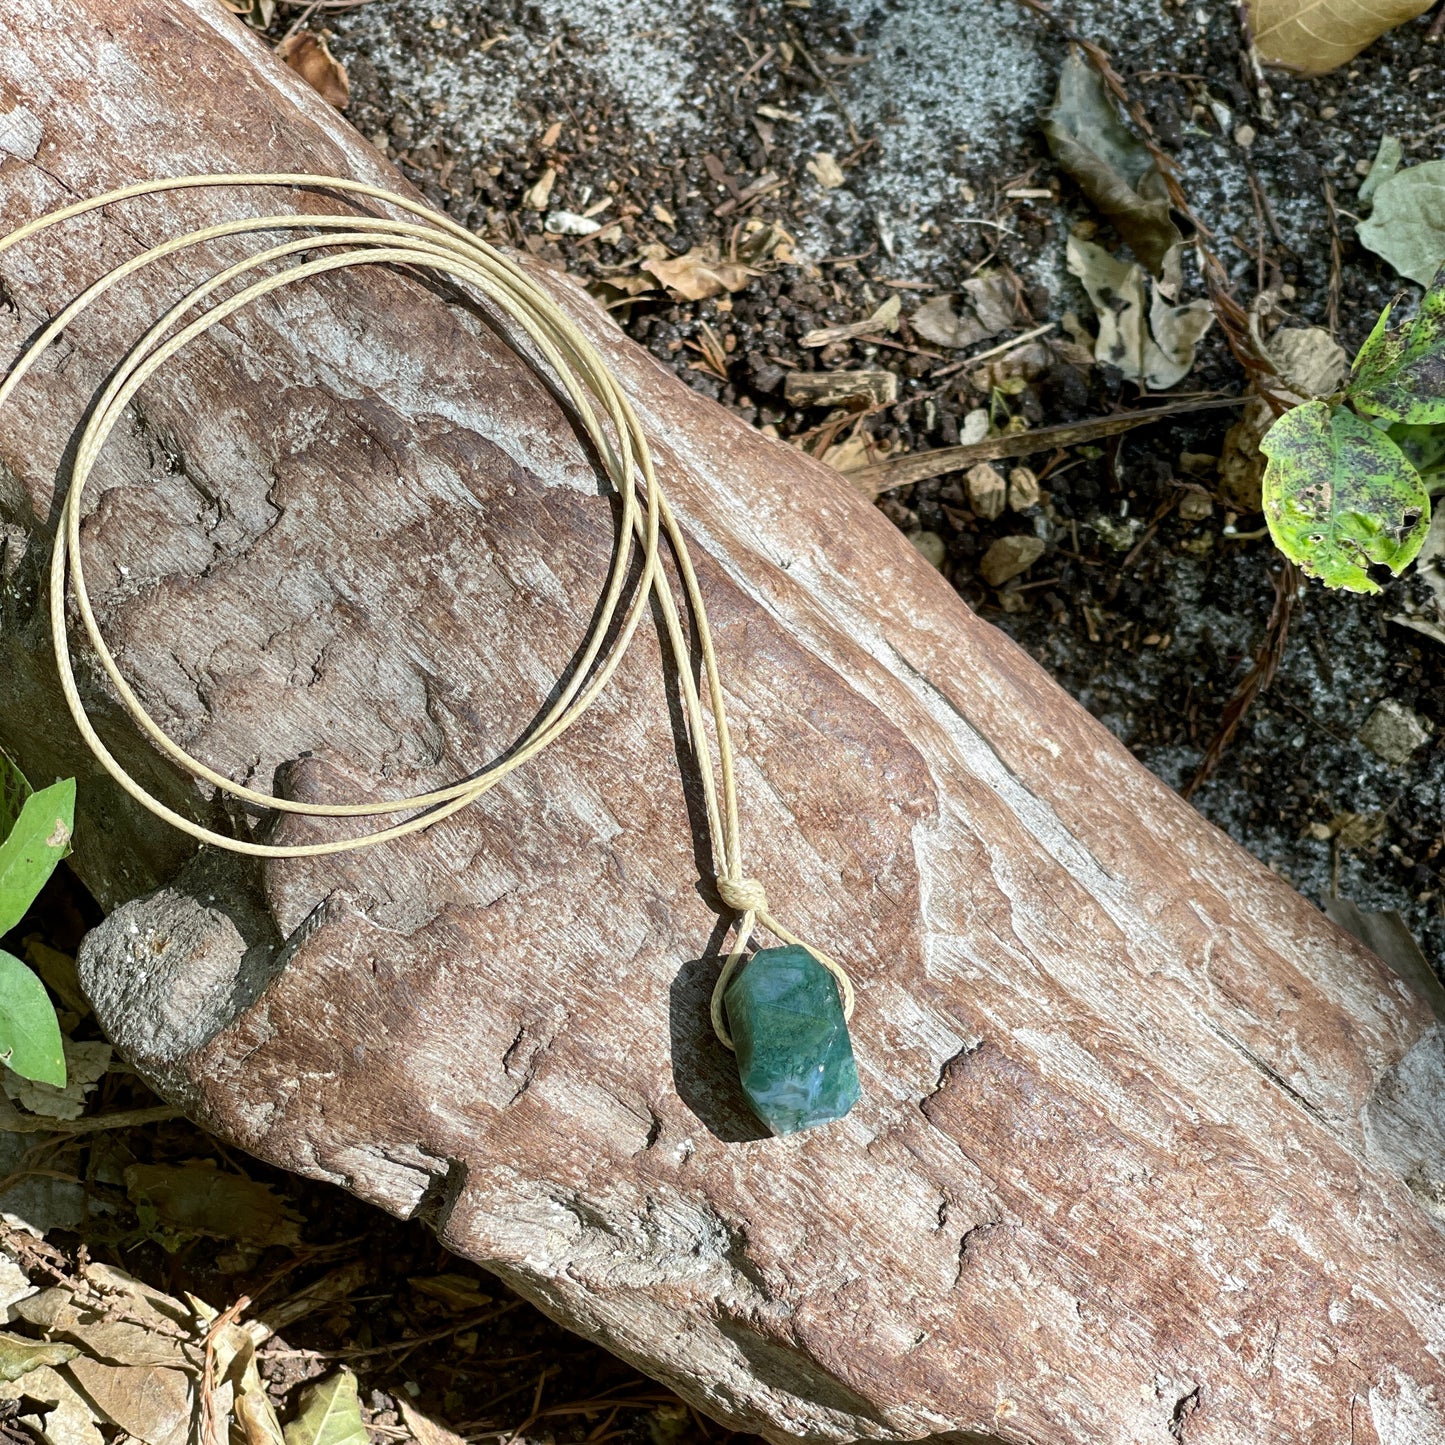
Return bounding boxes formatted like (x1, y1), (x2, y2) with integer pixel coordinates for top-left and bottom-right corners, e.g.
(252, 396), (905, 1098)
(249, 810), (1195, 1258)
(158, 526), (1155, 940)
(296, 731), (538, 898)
(1066, 234), (1212, 390)
(1219, 397), (1273, 512)
(642, 246), (755, 301)
(66, 1355), (193, 1445)
(801, 295), (900, 348)
(275, 32), (349, 109)
(910, 295), (992, 350)
(1044, 51), (1181, 276)
(400, 1399), (467, 1445)
(124, 1162), (302, 1248)
(962, 273), (1018, 335)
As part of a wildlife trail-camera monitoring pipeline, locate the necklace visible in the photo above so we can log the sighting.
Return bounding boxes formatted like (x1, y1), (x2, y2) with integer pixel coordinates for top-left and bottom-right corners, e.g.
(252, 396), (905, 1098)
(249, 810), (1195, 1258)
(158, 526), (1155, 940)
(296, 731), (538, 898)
(0, 174), (859, 1135)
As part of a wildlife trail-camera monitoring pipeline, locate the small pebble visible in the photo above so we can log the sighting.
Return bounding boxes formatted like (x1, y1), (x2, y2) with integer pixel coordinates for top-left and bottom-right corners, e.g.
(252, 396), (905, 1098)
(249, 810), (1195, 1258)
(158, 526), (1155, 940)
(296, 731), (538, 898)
(1008, 466), (1041, 511)
(1234, 124), (1256, 149)
(910, 530), (948, 570)
(980, 535), (1045, 587)
(960, 408), (989, 445)
(1178, 490), (1214, 523)
(966, 462), (1006, 520)
(1359, 700), (1432, 765)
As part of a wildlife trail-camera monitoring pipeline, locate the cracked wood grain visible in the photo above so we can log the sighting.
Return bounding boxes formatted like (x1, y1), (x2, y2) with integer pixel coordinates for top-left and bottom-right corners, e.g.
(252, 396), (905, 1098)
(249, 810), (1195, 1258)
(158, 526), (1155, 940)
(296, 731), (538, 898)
(1, 4), (1445, 1443)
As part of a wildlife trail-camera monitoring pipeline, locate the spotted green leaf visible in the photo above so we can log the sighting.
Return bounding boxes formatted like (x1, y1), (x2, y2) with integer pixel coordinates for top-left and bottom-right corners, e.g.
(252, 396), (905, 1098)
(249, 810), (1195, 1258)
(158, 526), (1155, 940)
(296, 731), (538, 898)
(1347, 265), (1445, 424)
(1261, 401), (1430, 593)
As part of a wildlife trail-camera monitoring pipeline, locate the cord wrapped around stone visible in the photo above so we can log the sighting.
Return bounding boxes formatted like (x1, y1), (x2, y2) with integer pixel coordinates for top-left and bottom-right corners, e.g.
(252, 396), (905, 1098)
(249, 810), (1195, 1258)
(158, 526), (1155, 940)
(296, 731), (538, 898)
(711, 875), (856, 1050)
(0, 172), (858, 1073)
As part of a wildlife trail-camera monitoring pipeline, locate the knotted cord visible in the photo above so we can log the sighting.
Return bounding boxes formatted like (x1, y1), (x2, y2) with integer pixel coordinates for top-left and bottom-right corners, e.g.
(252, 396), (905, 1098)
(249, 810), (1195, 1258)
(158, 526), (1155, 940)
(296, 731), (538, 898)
(0, 173), (855, 1047)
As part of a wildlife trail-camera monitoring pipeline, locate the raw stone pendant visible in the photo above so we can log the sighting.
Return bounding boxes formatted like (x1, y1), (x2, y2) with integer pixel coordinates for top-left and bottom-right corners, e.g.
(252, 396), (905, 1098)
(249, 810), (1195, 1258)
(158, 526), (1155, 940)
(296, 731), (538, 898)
(723, 943), (860, 1135)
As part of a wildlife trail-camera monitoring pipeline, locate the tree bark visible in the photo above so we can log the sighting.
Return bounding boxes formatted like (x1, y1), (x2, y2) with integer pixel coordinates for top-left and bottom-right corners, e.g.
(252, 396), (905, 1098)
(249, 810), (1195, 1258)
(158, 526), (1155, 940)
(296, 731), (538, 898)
(2, 5), (1444, 1443)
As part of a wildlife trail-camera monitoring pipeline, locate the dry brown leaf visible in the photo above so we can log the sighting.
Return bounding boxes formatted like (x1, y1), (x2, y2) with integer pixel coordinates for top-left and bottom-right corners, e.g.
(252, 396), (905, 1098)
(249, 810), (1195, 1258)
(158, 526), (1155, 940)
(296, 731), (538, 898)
(1067, 234), (1212, 389)
(910, 295), (992, 350)
(5, 1040), (110, 1121)
(124, 1163), (302, 1248)
(821, 430), (892, 473)
(961, 274), (1018, 335)
(65, 1356), (192, 1445)
(408, 1274), (495, 1312)
(0, 1362), (104, 1445)
(642, 246), (755, 301)
(1247, 0), (1433, 73)
(12, 1286), (193, 1372)
(210, 1319), (284, 1445)
(275, 32), (350, 109)
(801, 295), (900, 347)
(1044, 53), (1180, 276)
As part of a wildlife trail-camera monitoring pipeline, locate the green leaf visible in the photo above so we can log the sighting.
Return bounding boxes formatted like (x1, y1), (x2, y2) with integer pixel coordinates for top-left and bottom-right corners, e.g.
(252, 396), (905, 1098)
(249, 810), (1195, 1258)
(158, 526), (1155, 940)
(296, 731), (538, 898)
(1347, 266), (1445, 424)
(1358, 135), (1403, 210)
(0, 950), (65, 1087)
(1357, 160), (1445, 286)
(1386, 421), (1445, 484)
(1350, 303), (1400, 393)
(0, 1328), (78, 1381)
(0, 776), (74, 936)
(0, 749), (31, 842)
(1261, 400), (1431, 593)
(283, 1368), (368, 1445)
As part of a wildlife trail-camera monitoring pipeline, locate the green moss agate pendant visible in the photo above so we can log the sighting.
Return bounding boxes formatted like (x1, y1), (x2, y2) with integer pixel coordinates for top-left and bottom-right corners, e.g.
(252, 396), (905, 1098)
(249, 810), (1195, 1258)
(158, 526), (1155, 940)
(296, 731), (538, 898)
(723, 944), (860, 1136)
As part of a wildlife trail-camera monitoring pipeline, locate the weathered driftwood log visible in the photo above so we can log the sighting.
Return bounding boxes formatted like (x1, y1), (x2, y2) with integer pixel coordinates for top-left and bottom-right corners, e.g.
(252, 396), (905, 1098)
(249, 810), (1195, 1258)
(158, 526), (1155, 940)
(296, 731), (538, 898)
(2, 5), (1444, 1442)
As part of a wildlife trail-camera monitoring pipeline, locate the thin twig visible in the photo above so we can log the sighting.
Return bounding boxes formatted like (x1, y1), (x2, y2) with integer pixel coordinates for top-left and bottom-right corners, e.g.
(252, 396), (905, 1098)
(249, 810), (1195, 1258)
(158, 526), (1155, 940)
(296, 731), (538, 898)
(0, 1103), (182, 1135)
(262, 1301), (523, 1361)
(786, 27), (862, 146)
(1322, 179), (1343, 338)
(1185, 561), (1298, 799)
(1234, 0), (1276, 124)
(930, 321), (1055, 379)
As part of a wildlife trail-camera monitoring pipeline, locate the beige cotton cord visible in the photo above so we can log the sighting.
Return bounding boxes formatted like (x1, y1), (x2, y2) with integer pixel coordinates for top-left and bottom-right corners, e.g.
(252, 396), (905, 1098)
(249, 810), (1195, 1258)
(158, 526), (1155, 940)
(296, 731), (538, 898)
(0, 172), (855, 1048)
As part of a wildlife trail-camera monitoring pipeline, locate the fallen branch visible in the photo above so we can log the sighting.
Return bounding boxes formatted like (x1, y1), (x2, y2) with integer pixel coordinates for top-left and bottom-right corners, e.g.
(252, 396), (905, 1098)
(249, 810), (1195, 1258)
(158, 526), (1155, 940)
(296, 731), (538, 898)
(0, 1104), (182, 1135)
(849, 395), (1243, 496)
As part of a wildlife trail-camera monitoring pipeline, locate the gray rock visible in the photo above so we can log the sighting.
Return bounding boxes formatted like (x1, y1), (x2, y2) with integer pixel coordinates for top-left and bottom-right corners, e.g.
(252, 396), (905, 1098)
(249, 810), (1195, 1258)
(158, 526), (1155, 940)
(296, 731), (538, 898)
(1360, 700), (1433, 765)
